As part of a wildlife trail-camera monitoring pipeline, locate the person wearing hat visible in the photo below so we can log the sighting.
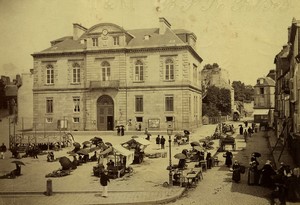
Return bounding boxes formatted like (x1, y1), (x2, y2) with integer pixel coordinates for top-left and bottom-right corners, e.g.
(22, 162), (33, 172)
(248, 161), (259, 185)
(259, 160), (276, 187)
(100, 169), (110, 197)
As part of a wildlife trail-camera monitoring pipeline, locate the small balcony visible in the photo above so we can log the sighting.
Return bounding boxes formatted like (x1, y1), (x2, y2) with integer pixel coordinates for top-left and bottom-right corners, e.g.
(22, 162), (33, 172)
(89, 80), (120, 90)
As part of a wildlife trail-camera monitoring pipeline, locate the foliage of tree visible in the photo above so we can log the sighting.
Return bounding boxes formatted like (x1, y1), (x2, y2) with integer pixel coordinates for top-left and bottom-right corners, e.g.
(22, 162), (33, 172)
(202, 85), (231, 116)
(232, 81), (254, 101)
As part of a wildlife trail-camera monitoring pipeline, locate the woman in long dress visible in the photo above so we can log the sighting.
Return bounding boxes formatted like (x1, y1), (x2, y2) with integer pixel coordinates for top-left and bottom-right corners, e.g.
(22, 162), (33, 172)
(224, 151), (233, 167)
(259, 160), (276, 187)
(248, 161), (259, 185)
(232, 160), (241, 183)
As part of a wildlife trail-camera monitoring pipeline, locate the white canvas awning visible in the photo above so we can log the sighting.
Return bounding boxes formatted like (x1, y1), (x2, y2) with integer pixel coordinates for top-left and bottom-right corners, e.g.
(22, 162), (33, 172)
(113, 144), (134, 166)
(252, 109), (269, 115)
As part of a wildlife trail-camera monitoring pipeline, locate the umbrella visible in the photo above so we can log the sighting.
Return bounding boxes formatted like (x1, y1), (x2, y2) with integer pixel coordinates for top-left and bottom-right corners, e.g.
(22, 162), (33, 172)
(190, 141), (200, 146)
(184, 130), (190, 134)
(193, 146), (204, 152)
(69, 153), (77, 157)
(73, 142), (81, 148)
(82, 141), (91, 145)
(77, 149), (89, 155)
(59, 156), (72, 170)
(131, 136), (139, 139)
(105, 142), (113, 146)
(174, 153), (187, 159)
(252, 152), (261, 158)
(175, 133), (183, 137)
(11, 160), (25, 166)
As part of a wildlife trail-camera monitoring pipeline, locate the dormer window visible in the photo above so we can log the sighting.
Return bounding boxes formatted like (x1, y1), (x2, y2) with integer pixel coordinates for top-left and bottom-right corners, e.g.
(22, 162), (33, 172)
(92, 38), (98, 47)
(113, 36), (119, 45)
(144, 35), (151, 40)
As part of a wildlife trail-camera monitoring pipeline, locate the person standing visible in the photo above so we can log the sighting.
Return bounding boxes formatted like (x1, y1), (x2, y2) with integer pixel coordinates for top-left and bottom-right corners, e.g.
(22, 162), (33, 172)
(100, 170), (110, 197)
(0, 143), (7, 159)
(224, 150), (233, 168)
(160, 136), (166, 149)
(232, 160), (241, 183)
(206, 152), (213, 169)
(239, 125), (243, 135)
(259, 160), (276, 187)
(156, 135), (161, 149)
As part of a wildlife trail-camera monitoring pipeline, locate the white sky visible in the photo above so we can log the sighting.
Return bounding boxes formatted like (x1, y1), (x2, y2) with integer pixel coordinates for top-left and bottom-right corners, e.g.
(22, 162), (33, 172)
(0, 0), (300, 85)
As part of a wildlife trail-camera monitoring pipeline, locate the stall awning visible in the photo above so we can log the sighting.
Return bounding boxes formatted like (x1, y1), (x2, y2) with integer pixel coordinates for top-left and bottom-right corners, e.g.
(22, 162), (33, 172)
(113, 144), (134, 166)
(252, 109), (269, 115)
(133, 138), (150, 146)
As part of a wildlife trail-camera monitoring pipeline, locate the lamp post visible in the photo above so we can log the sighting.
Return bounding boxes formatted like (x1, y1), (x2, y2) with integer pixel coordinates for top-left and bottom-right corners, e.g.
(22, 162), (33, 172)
(167, 127), (173, 186)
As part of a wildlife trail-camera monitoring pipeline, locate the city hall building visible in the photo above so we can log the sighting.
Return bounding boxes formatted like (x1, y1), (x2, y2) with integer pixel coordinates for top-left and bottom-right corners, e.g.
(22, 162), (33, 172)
(31, 18), (203, 131)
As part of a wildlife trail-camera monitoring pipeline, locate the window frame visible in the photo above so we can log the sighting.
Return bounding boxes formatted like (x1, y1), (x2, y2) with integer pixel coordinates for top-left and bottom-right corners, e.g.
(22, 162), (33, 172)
(165, 59), (174, 81)
(113, 36), (119, 45)
(135, 95), (144, 112)
(134, 60), (144, 81)
(46, 97), (53, 114)
(101, 61), (111, 81)
(46, 64), (54, 85)
(165, 95), (174, 112)
(92, 37), (98, 47)
(73, 97), (80, 113)
(72, 63), (81, 84)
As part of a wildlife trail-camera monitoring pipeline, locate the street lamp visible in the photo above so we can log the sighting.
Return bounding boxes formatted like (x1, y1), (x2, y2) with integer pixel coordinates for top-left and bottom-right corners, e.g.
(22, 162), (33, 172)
(167, 127), (173, 186)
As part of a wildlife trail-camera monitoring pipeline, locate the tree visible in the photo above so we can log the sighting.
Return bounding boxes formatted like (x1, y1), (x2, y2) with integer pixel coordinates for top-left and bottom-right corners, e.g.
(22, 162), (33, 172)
(232, 81), (254, 101)
(202, 85), (231, 116)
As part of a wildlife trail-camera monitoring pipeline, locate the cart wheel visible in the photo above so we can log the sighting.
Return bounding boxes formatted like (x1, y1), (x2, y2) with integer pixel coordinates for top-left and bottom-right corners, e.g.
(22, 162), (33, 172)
(163, 182), (169, 187)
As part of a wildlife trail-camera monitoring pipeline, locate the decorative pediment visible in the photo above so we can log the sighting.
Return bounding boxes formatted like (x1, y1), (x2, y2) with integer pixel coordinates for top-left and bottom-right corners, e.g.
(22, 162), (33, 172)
(86, 23), (126, 35)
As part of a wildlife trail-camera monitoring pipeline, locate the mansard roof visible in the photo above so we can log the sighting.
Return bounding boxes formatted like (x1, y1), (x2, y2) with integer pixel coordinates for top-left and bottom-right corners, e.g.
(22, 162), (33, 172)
(33, 21), (199, 57)
(255, 77), (275, 87)
(126, 28), (185, 48)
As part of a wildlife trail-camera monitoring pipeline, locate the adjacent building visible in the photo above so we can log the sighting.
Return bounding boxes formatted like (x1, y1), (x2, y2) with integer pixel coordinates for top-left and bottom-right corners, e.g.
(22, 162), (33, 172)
(274, 18), (300, 166)
(253, 76), (275, 128)
(31, 17), (203, 131)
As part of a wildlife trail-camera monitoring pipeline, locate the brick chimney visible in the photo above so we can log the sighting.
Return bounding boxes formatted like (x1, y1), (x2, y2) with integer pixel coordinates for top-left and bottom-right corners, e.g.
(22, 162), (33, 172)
(159, 17), (171, 35)
(73, 23), (87, 41)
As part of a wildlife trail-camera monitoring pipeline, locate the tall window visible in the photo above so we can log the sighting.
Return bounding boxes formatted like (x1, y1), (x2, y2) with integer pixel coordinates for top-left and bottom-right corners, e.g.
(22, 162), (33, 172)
(46, 98), (53, 113)
(260, 87), (264, 95)
(135, 96), (143, 112)
(72, 63), (80, 83)
(135, 60), (144, 81)
(113, 36), (119, 45)
(101, 61), (111, 81)
(73, 97), (80, 112)
(165, 59), (174, 80)
(46, 64), (54, 84)
(165, 95), (174, 111)
(92, 38), (98, 46)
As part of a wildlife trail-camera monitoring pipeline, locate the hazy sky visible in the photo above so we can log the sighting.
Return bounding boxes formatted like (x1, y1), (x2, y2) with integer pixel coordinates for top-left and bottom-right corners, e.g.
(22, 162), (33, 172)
(1, 0), (300, 85)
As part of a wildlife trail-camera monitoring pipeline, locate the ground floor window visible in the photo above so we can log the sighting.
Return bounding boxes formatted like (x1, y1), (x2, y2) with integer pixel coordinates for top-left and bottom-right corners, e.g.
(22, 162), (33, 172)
(166, 116), (174, 122)
(73, 117), (80, 123)
(136, 117), (143, 122)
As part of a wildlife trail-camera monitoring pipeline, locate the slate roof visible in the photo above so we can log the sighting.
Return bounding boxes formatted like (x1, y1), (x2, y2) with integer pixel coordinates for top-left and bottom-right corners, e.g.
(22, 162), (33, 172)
(126, 28), (185, 48)
(35, 24), (195, 54)
(255, 77), (275, 87)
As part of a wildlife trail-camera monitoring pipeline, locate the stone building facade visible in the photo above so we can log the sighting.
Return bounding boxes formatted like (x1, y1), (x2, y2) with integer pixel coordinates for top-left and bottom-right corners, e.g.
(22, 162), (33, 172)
(31, 18), (203, 131)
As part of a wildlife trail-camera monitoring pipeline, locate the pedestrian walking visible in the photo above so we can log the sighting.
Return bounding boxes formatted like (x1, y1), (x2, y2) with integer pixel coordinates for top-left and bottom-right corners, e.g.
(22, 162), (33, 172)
(100, 170), (110, 197)
(248, 127), (253, 137)
(259, 160), (276, 187)
(120, 126), (124, 136)
(239, 125), (243, 135)
(0, 143), (7, 159)
(160, 136), (166, 149)
(156, 135), (161, 149)
(243, 129), (248, 142)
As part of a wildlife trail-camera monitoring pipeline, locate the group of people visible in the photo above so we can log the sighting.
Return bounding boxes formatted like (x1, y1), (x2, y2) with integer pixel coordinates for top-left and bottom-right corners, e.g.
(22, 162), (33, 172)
(155, 135), (166, 149)
(239, 122), (255, 142)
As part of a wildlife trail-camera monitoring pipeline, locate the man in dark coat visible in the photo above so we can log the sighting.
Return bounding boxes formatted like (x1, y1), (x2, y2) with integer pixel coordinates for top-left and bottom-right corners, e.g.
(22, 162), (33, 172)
(160, 136), (166, 149)
(224, 151), (233, 167)
(100, 170), (110, 197)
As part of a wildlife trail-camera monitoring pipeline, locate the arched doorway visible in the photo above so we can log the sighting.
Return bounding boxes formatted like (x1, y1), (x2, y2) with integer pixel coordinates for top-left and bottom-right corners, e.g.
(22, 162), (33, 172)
(97, 95), (114, 131)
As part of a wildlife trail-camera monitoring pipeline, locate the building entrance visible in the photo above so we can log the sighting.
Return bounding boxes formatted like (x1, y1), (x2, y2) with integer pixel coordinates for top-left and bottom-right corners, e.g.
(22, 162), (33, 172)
(97, 95), (114, 131)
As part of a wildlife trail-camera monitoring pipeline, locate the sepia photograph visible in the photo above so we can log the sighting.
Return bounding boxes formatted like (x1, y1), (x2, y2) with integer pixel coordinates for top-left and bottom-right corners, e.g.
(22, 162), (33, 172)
(0, 0), (300, 204)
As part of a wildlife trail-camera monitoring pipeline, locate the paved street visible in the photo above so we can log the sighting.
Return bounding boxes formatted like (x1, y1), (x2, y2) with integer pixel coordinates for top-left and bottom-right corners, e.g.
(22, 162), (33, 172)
(0, 117), (298, 205)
